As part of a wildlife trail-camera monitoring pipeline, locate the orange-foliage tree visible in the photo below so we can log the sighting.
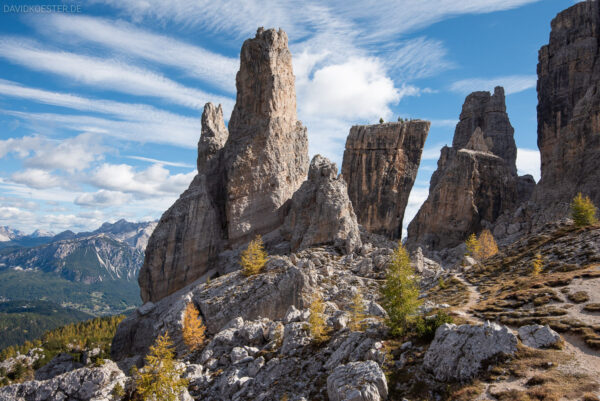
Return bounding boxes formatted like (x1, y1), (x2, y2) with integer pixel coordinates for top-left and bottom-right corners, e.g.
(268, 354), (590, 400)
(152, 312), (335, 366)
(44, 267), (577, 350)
(182, 302), (206, 351)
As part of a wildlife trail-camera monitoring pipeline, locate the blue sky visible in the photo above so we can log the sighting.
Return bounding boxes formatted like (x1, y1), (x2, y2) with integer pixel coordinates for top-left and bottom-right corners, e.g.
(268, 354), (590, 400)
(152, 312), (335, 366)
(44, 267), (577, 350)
(0, 0), (579, 234)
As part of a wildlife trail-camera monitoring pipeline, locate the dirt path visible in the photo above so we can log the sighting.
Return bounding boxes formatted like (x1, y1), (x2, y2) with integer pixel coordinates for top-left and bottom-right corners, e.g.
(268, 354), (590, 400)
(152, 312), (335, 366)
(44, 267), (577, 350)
(451, 273), (483, 324)
(452, 272), (600, 399)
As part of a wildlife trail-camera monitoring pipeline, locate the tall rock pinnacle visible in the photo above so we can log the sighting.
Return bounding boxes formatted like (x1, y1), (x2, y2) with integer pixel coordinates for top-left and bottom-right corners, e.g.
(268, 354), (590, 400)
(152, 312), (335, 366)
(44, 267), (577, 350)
(139, 28), (323, 303)
(532, 1), (600, 221)
(225, 28), (309, 245)
(341, 120), (430, 239)
(139, 103), (228, 302)
(407, 87), (532, 254)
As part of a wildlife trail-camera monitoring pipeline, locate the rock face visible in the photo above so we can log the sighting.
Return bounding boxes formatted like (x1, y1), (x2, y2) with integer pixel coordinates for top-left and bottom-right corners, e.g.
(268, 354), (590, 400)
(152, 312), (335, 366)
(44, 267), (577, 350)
(407, 87), (534, 253)
(423, 322), (518, 382)
(283, 155), (361, 253)
(139, 28), (312, 302)
(518, 324), (562, 349)
(0, 360), (126, 401)
(342, 121), (430, 239)
(532, 1), (600, 222)
(225, 27), (309, 245)
(139, 103), (228, 303)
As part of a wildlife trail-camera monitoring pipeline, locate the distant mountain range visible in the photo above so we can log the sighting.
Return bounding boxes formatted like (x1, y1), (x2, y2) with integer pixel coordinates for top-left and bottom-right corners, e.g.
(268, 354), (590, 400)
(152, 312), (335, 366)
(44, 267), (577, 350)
(0, 220), (156, 348)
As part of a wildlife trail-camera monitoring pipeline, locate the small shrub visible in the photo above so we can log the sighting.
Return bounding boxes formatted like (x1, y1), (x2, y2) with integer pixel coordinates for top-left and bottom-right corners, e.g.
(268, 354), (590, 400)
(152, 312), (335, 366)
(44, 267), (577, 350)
(240, 235), (268, 276)
(349, 290), (367, 332)
(381, 242), (421, 337)
(415, 310), (453, 341)
(308, 293), (328, 343)
(182, 302), (206, 351)
(532, 253), (544, 276)
(379, 117), (384, 124)
(111, 382), (125, 400)
(438, 277), (448, 289)
(134, 332), (188, 401)
(571, 193), (598, 227)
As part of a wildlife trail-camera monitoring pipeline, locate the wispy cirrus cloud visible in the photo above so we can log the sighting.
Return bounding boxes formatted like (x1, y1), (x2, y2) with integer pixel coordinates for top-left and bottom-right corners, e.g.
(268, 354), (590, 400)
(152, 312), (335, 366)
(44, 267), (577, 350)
(0, 38), (233, 111)
(33, 14), (238, 93)
(450, 75), (537, 95)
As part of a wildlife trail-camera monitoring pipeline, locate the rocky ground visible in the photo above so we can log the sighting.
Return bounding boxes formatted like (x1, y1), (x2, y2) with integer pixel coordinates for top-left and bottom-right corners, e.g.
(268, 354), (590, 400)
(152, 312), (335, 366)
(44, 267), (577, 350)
(0, 222), (597, 401)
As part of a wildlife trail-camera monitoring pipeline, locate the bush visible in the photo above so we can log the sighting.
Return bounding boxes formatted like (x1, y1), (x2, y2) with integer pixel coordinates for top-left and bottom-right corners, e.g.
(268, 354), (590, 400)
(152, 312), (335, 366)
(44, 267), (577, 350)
(240, 235), (268, 277)
(182, 302), (206, 352)
(111, 382), (125, 400)
(380, 243), (421, 337)
(308, 293), (328, 343)
(531, 253), (543, 276)
(415, 310), (453, 341)
(348, 290), (367, 332)
(134, 332), (188, 401)
(571, 192), (598, 227)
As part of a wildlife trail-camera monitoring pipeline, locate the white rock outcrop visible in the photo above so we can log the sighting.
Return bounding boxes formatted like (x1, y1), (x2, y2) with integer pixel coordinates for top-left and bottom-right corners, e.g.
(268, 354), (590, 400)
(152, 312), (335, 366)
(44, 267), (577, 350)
(327, 361), (388, 401)
(518, 324), (562, 349)
(423, 322), (517, 382)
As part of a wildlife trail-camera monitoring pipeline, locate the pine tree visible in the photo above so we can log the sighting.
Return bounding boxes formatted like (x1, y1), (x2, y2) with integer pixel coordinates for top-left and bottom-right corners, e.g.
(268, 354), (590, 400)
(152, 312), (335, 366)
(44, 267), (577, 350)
(308, 293), (328, 343)
(134, 332), (188, 401)
(532, 253), (543, 276)
(240, 235), (269, 276)
(380, 243), (422, 337)
(348, 289), (367, 332)
(465, 233), (481, 258)
(477, 229), (499, 259)
(379, 117), (384, 124)
(182, 302), (206, 352)
(571, 192), (598, 227)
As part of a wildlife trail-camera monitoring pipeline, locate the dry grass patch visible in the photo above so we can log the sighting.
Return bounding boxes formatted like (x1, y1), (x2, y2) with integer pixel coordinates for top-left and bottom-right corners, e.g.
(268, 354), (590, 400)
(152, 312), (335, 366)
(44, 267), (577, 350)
(583, 303), (600, 312)
(567, 290), (590, 303)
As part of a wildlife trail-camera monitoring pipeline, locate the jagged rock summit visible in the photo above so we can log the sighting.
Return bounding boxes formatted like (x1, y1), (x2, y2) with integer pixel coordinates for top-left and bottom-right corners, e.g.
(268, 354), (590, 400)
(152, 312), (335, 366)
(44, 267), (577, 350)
(532, 0), (600, 223)
(139, 28), (360, 303)
(407, 87), (534, 255)
(342, 120), (430, 239)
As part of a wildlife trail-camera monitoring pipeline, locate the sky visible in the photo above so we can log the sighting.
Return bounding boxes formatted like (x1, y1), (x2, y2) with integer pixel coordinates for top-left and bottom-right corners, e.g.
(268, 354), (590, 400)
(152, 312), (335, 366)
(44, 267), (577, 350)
(0, 0), (582, 235)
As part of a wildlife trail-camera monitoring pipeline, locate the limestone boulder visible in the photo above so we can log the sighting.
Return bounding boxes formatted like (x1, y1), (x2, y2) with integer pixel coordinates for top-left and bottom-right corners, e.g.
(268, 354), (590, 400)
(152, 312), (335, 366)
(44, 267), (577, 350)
(423, 322), (517, 382)
(327, 361), (388, 401)
(518, 324), (562, 349)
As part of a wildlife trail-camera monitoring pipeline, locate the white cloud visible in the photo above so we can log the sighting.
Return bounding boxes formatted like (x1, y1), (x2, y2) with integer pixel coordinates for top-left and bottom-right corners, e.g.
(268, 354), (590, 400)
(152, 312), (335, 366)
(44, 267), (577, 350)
(92, 0), (541, 41)
(0, 133), (105, 172)
(0, 38), (232, 110)
(2, 110), (201, 149)
(35, 14), (238, 93)
(0, 206), (35, 221)
(10, 169), (63, 189)
(75, 190), (131, 207)
(450, 75), (537, 95)
(516, 148), (540, 181)
(125, 156), (194, 168)
(89, 163), (195, 196)
(297, 57), (401, 120)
